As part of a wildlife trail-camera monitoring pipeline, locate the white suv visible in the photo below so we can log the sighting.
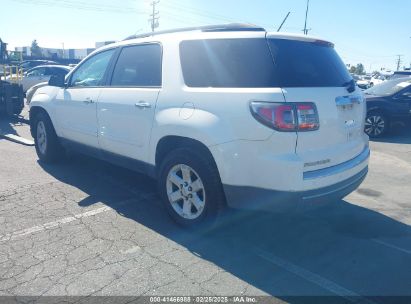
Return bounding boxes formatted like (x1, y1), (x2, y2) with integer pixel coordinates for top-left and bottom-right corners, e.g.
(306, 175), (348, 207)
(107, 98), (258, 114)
(29, 24), (369, 227)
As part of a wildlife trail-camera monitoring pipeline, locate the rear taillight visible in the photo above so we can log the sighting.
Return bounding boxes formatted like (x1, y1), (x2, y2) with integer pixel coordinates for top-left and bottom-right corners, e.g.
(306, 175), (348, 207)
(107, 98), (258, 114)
(250, 102), (319, 132)
(296, 103), (320, 131)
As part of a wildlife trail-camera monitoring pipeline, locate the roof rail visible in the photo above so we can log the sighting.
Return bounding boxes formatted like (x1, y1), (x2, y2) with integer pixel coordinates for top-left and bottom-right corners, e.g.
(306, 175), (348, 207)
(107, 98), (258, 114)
(123, 23), (265, 41)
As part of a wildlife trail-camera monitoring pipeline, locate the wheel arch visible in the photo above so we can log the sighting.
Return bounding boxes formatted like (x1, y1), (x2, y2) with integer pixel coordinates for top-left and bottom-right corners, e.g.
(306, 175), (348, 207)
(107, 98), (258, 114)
(367, 106), (391, 120)
(155, 135), (217, 173)
(29, 106), (51, 137)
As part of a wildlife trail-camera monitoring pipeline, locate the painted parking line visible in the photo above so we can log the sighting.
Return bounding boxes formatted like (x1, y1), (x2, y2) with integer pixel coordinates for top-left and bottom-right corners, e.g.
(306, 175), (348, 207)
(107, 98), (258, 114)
(372, 238), (411, 255)
(0, 199), (134, 243)
(255, 248), (376, 304)
(0, 133), (34, 146)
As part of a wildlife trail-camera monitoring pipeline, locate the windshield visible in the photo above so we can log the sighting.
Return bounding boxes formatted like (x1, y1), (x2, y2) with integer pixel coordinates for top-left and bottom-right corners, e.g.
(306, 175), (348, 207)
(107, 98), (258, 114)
(364, 78), (411, 96)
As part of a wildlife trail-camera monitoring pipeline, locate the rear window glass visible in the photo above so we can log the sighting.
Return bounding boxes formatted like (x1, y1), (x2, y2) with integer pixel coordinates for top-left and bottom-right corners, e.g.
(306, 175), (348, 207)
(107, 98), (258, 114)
(179, 39), (278, 88)
(179, 38), (351, 88)
(111, 44), (162, 87)
(268, 39), (351, 87)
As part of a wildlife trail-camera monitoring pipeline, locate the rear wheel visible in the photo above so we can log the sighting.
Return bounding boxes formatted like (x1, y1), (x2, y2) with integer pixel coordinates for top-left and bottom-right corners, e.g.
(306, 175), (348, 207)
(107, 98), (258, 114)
(365, 111), (388, 138)
(158, 148), (225, 228)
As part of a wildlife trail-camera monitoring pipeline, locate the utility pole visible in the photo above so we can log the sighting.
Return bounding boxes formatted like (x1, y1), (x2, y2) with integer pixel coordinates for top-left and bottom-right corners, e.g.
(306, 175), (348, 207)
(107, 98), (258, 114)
(149, 0), (160, 32)
(396, 55), (403, 71)
(303, 0), (310, 35)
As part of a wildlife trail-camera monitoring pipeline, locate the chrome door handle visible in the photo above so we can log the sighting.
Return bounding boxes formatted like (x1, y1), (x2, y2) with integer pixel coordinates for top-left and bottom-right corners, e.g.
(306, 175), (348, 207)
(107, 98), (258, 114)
(135, 101), (151, 109)
(83, 98), (94, 104)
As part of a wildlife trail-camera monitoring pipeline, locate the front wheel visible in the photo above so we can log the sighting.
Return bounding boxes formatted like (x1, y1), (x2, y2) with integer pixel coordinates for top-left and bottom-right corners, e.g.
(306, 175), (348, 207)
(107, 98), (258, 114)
(33, 112), (64, 163)
(365, 112), (388, 138)
(158, 148), (225, 228)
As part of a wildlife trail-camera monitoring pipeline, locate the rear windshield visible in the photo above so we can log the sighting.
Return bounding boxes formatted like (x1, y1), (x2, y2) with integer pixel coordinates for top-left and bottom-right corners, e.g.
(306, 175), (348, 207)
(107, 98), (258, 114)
(179, 38), (351, 88)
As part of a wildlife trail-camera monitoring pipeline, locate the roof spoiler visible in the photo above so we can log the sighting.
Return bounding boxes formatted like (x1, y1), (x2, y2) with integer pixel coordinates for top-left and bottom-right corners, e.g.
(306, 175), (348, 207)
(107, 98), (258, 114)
(123, 23), (266, 41)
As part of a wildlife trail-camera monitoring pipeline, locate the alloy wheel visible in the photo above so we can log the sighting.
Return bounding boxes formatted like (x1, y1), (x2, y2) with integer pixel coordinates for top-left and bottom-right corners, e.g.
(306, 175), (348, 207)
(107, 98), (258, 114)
(365, 115), (385, 137)
(37, 121), (47, 155)
(166, 164), (206, 220)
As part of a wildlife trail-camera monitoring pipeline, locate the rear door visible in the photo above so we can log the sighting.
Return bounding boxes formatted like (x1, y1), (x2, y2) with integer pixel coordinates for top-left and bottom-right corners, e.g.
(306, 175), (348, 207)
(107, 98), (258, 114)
(267, 37), (367, 167)
(97, 43), (162, 161)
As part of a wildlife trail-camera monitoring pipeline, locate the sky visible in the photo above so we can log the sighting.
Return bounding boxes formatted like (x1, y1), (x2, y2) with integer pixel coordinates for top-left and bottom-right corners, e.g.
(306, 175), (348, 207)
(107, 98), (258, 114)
(1, 0), (410, 72)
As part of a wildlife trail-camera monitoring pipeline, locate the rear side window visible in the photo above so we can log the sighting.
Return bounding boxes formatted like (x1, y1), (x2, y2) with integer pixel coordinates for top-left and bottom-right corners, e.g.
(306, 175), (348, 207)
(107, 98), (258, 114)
(179, 38), (351, 88)
(111, 44), (162, 87)
(180, 39), (278, 88)
(268, 39), (351, 87)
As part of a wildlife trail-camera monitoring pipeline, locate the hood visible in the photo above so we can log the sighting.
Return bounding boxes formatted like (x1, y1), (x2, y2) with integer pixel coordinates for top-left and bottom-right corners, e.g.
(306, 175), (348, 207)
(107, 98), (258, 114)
(364, 94), (386, 101)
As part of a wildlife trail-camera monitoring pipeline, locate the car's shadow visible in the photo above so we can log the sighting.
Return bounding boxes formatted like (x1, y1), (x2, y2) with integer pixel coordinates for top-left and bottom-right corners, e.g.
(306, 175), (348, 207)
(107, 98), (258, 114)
(370, 124), (411, 144)
(39, 155), (411, 303)
(0, 113), (30, 138)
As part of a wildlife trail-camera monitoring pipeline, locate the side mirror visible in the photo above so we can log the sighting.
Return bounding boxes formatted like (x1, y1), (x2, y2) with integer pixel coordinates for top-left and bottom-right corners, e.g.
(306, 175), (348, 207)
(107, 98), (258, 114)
(48, 74), (65, 87)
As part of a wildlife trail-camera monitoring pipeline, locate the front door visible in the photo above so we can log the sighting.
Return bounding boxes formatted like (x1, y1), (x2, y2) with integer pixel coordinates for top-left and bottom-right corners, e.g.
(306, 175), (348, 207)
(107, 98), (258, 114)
(55, 48), (116, 148)
(97, 43), (162, 161)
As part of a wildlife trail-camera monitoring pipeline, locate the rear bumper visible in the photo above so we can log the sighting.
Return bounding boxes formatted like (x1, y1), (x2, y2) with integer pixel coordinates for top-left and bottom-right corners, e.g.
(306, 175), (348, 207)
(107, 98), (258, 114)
(223, 166), (368, 211)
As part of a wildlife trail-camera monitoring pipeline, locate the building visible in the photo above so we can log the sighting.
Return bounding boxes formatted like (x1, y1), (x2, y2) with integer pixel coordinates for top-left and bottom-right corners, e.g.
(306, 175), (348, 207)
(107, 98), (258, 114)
(14, 41), (115, 61)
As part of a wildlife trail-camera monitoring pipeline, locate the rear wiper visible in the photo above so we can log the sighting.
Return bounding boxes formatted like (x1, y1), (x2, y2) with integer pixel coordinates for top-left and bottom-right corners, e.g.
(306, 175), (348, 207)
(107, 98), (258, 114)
(342, 79), (356, 93)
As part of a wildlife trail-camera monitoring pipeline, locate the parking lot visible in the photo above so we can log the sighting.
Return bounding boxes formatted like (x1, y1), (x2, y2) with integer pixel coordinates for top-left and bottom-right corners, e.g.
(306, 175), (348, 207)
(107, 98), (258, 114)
(1, 108), (411, 302)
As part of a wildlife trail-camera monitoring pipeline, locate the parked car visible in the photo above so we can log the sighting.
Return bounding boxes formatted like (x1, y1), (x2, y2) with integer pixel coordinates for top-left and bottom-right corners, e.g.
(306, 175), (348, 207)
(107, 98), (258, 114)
(364, 77), (411, 137)
(370, 75), (387, 87)
(357, 75), (372, 90)
(29, 24), (369, 227)
(19, 60), (57, 71)
(25, 82), (48, 104)
(8, 65), (71, 92)
(390, 71), (411, 80)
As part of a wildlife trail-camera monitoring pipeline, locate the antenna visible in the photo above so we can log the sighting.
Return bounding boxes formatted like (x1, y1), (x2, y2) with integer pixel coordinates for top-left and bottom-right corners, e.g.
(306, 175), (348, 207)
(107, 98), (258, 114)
(277, 12), (291, 32)
(303, 0), (310, 35)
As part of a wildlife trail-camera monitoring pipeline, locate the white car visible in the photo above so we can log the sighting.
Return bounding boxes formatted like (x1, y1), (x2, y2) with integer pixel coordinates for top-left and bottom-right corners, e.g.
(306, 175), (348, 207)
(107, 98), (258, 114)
(17, 65), (71, 92)
(26, 81), (48, 104)
(29, 24), (369, 227)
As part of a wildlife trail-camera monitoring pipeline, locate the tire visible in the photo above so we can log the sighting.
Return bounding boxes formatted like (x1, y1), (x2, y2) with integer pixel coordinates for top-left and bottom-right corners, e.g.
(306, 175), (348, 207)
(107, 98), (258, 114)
(365, 111), (389, 138)
(33, 111), (64, 163)
(158, 147), (225, 228)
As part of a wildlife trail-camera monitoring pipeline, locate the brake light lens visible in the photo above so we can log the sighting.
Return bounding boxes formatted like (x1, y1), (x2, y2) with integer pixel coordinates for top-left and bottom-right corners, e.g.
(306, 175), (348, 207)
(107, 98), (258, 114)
(250, 102), (319, 132)
(296, 103), (320, 131)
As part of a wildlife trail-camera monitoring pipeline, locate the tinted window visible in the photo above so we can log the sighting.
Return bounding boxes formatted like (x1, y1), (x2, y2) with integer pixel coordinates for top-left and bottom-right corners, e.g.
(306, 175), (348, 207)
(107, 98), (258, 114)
(51, 67), (70, 76)
(180, 39), (277, 88)
(70, 49), (115, 87)
(268, 39), (351, 87)
(26, 67), (46, 77)
(179, 38), (351, 88)
(111, 44), (162, 87)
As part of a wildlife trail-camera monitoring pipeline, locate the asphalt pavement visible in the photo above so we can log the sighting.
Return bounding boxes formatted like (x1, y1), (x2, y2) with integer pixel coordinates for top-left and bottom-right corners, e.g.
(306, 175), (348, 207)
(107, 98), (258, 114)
(0, 108), (411, 303)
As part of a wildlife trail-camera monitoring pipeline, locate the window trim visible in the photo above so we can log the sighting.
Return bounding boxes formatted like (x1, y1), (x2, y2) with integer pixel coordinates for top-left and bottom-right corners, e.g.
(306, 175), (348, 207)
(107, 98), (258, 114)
(66, 47), (119, 89)
(108, 42), (163, 89)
